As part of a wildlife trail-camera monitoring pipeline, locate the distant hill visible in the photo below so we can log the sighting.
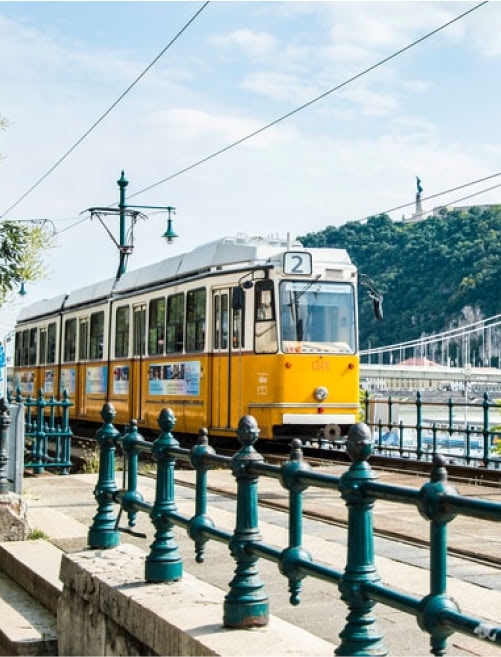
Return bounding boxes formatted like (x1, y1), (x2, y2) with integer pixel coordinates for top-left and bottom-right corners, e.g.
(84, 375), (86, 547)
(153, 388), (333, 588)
(298, 206), (501, 366)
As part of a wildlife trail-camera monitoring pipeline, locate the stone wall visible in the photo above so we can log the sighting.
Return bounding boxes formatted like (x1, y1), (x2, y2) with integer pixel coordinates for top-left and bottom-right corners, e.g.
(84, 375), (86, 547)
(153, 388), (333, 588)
(57, 543), (332, 657)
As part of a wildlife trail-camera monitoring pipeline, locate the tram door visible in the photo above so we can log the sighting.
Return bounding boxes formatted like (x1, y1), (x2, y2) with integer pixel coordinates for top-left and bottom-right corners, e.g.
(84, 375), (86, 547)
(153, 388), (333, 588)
(210, 289), (243, 431)
(131, 304), (146, 422)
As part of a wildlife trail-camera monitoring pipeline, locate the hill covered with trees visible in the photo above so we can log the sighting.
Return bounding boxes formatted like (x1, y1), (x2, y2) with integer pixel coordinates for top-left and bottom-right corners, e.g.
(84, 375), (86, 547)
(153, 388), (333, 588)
(298, 206), (501, 366)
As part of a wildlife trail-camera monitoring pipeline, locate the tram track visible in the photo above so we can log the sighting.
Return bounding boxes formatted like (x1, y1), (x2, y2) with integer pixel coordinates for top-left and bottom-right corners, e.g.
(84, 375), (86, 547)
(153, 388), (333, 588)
(69, 430), (501, 487)
(170, 469), (501, 571)
(66, 431), (501, 570)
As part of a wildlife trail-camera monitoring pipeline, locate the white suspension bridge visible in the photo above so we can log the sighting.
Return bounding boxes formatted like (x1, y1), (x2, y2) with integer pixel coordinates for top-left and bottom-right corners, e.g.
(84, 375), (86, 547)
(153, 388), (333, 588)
(360, 312), (501, 395)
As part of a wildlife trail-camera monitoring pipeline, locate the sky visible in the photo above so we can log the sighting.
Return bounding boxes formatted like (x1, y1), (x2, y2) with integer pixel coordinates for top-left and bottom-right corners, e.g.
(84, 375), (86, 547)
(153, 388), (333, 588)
(1, 0), (501, 333)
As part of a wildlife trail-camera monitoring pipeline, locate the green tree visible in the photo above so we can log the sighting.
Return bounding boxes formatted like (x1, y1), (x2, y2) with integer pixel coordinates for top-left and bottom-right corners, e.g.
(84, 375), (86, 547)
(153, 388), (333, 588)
(298, 206), (501, 359)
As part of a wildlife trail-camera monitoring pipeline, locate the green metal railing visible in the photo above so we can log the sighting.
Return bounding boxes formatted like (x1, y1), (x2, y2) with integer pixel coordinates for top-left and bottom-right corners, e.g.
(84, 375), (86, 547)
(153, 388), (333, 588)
(9, 388), (73, 474)
(362, 390), (501, 466)
(88, 403), (501, 656)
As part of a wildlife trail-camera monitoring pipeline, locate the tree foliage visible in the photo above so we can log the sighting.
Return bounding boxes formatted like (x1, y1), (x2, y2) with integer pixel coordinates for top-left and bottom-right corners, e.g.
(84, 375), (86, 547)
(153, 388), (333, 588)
(298, 206), (501, 362)
(0, 221), (53, 304)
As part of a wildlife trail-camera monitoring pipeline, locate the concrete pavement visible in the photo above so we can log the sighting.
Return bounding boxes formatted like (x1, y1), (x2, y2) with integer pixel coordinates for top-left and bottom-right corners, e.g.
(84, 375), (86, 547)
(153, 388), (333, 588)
(17, 467), (501, 656)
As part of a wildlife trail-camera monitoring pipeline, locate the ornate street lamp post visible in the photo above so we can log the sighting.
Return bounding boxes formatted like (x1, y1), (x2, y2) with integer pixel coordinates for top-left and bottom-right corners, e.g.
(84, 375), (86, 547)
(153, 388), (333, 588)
(83, 171), (177, 280)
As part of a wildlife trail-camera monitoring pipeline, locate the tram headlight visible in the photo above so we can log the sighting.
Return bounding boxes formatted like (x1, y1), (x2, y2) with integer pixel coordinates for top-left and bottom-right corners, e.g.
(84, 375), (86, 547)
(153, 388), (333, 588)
(314, 386), (329, 401)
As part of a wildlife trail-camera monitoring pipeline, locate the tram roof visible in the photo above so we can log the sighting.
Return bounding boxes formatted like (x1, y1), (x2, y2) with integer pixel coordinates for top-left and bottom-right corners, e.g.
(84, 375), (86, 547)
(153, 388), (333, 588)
(16, 278), (117, 322)
(115, 234), (352, 294)
(16, 293), (69, 322)
(16, 235), (354, 323)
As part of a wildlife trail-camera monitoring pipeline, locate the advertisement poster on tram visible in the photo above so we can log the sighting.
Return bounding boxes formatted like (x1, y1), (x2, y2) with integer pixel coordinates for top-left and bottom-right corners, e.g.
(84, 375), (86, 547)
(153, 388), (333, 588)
(44, 369), (54, 394)
(16, 370), (35, 394)
(60, 368), (76, 394)
(113, 366), (129, 395)
(148, 361), (200, 396)
(86, 366), (108, 394)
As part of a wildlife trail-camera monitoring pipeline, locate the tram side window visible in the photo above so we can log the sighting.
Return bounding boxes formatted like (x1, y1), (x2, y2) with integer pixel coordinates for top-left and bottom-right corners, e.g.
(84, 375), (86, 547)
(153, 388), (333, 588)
(115, 306), (130, 358)
(231, 286), (244, 349)
(79, 319), (89, 360)
(39, 330), (47, 365)
(166, 293), (184, 353)
(89, 312), (104, 360)
(148, 297), (165, 355)
(17, 328), (36, 366)
(20, 331), (29, 365)
(213, 293), (230, 350)
(133, 306), (146, 357)
(213, 295), (220, 349)
(186, 288), (206, 352)
(221, 294), (229, 349)
(64, 318), (77, 362)
(14, 332), (22, 367)
(27, 328), (37, 366)
(47, 323), (56, 364)
(254, 280), (278, 354)
(255, 281), (275, 321)
(21, 330), (29, 365)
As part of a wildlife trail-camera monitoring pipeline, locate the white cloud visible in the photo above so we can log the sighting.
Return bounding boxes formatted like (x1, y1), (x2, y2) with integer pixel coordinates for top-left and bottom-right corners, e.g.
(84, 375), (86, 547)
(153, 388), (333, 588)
(241, 71), (320, 104)
(209, 28), (277, 58)
(336, 85), (399, 117)
(1, 0), (501, 320)
(325, 2), (461, 54)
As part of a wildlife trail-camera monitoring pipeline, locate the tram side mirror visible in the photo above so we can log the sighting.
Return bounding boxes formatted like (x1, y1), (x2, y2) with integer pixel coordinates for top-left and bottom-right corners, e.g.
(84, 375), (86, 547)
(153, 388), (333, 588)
(232, 287), (245, 310)
(371, 294), (383, 320)
(232, 280), (253, 310)
(359, 274), (383, 321)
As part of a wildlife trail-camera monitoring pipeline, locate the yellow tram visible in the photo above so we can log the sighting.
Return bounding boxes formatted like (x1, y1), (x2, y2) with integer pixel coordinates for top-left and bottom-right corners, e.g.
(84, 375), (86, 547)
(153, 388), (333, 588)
(14, 234), (360, 442)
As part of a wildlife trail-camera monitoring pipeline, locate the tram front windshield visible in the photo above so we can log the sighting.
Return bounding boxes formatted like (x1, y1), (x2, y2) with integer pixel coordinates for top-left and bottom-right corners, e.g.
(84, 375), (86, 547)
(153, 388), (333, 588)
(279, 280), (356, 354)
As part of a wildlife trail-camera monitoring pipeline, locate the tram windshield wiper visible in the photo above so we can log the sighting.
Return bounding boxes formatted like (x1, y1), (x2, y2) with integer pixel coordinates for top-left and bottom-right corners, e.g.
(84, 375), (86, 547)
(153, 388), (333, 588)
(287, 274), (321, 307)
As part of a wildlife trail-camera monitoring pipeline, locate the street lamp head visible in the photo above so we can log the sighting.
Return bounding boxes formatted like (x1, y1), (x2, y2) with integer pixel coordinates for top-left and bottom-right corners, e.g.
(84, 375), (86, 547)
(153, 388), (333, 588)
(162, 207), (178, 244)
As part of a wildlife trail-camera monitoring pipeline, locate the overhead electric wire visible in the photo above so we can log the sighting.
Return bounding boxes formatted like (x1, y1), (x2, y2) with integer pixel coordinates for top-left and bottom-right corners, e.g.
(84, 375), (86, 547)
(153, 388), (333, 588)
(0, 1), (210, 219)
(56, 216), (90, 235)
(4, 1), (489, 238)
(127, 1), (488, 201)
(426, 182), (501, 211)
(372, 170), (501, 219)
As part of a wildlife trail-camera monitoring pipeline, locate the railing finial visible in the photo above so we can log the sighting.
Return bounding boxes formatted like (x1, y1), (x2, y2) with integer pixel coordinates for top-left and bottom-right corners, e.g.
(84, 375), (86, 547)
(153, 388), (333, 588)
(346, 422), (372, 463)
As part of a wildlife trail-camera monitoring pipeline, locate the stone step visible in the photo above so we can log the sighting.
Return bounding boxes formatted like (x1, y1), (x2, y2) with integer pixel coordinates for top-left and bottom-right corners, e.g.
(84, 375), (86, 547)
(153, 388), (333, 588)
(0, 570), (57, 656)
(0, 539), (63, 656)
(0, 540), (63, 614)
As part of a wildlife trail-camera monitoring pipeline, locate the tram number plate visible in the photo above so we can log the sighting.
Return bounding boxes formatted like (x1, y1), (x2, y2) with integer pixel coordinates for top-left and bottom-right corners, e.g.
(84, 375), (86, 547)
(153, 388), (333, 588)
(312, 361), (329, 371)
(283, 252), (312, 275)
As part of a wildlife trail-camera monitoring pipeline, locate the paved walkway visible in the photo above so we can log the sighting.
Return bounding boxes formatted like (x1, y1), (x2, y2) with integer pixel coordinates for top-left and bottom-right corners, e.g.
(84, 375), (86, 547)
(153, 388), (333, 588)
(174, 463), (501, 566)
(21, 466), (501, 656)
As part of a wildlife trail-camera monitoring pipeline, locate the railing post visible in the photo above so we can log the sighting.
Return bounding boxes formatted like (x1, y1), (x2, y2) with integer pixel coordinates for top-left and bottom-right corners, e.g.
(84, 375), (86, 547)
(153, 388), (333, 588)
(363, 390), (370, 424)
(224, 415), (268, 628)
(279, 438), (312, 605)
(145, 407), (183, 583)
(33, 389), (46, 474)
(0, 398), (10, 494)
(188, 427), (216, 563)
(120, 419), (145, 531)
(447, 396), (454, 439)
(416, 390), (423, 460)
(482, 392), (490, 464)
(336, 422), (387, 656)
(60, 389), (73, 474)
(417, 454), (460, 656)
(88, 403), (120, 549)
